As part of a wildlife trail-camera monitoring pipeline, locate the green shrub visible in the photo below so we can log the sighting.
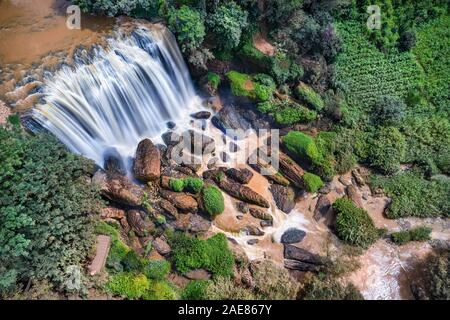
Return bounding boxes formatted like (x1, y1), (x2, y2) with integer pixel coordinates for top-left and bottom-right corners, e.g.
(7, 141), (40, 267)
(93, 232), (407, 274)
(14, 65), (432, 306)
(204, 276), (256, 300)
(143, 280), (178, 300)
(368, 127), (406, 175)
(372, 96), (406, 126)
(106, 273), (149, 299)
(144, 260), (171, 280)
(207, 72), (220, 90)
(370, 170), (449, 218)
(295, 82), (324, 111)
(170, 232), (234, 277)
(122, 251), (146, 273)
(274, 105), (317, 126)
(252, 260), (299, 300)
(301, 276), (364, 300)
(184, 177), (204, 194)
(424, 250), (450, 300)
(181, 280), (209, 300)
(270, 55), (304, 85)
(303, 172), (324, 193)
(333, 198), (379, 249)
(202, 186), (225, 217)
(391, 227), (432, 245)
(238, 41), (272, 70)
(169, 178), (185, 192)
(282, 131), (320, 164)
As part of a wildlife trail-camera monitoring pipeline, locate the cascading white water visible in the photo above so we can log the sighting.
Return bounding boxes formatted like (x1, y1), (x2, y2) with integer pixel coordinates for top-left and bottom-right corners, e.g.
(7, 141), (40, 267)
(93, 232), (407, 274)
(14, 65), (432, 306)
(32, 25), (202, 167)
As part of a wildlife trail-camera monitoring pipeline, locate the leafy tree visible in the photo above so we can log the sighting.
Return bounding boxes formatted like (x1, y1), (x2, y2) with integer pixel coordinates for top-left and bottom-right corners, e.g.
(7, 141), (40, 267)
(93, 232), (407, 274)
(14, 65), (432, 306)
(372, 96), (406, 126)
(207, 2), (248, 50)
(167, 5), (206, 52)
(368, 127), (406, 174)
(0, 127), (102, 295)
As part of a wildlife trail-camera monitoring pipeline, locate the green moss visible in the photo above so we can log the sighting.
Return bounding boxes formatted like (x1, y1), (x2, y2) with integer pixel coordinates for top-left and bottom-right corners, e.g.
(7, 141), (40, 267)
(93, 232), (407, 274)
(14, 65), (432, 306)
(207, 72), (221, 90)
(169, 178), (185, 192)
(275, 105), (317, 126)
(181, 280), (210, 300)
(95, 221), (120, 240)
(226, 71), (275, 102)
(303, 172), (324, 193)
(202, 186), (225, 217)
(184, 177), (204, 194)
(282, 131), (320, 164)
(238, 40), (272, 69)
(295, 82), (324, 111)
(170, 232), (234, 277)
(106, 273), (149, 299)
(391, 226), (432, 245)
(144, 260), (171, 280)
(143, 280), (178, 300)
(333, 198), (379, 249)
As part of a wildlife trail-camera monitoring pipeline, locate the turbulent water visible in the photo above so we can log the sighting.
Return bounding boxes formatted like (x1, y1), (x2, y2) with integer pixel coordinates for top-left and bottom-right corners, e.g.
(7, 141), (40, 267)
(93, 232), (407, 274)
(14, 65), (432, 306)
(32, 26), (201, 167)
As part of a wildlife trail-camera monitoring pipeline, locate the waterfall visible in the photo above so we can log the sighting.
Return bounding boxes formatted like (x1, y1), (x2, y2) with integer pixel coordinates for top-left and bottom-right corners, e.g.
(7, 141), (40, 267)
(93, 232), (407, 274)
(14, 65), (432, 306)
(31, 25), (202, 167)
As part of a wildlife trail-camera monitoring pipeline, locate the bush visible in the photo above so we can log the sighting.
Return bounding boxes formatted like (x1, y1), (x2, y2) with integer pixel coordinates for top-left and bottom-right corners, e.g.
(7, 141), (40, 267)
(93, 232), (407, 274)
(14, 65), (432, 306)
(122, 251), (146, 273)
(295, 82), (324, 111)
(184, 177), (204, 194)
(270, 56), (304, 85)
(144, 259), (171, 280)
(274, 105), (317, 126)
(333, 198), (379, 249)
(202, 186), (225, 217)
(167, 5), (205, 52)
(143, 280), (178, 300)
(391, 226), (432, 245)
(371, 96), (406, 126)
(226, 71), (275, 102)
(252, 261), (299, 300)
(204, 276), (256, 300)
(282, 131), (320, 164)
(368, 127), (406, 175)
(0, 128), (102, 294)
(181, 280), (209, 300)
(169, 178), (185, 192)
(303, 172), (324, 193)
(170, 232), (234, 277)
(95, 221), (130, 273)
(106, 273), (149, 299)
(371, 170), (450, 218)
(207, 72), (221, 90)
(424, 250), (450, 300)
(207, 2), (248, 50)
(301, 276), (364, 300)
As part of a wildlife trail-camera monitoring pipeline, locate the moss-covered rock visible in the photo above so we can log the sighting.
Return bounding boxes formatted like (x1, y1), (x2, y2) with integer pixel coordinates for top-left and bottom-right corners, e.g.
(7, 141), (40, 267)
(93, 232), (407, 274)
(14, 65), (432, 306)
(295, 82), (325, 111)
(282, 131), (321, 164)
(303, 172), (324, 193)
(226, 71), (275, 101)
(202, 186), (225, 217)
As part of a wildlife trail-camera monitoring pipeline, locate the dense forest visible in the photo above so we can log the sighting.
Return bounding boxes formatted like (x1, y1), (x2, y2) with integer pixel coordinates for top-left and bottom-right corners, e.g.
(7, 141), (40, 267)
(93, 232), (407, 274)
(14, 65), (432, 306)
(0, 0), (449, 300)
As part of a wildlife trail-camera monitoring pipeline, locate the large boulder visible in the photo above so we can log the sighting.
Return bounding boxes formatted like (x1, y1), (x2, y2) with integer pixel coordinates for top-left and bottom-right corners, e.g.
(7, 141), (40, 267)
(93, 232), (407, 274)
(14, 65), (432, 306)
(154, 199), (179, 220)
(92, 170), (144, 206)
(100, 207), (125, 220)
(127, 210), (154, 237)
(283, 244), (326, 265)
(159, 189), (198, 212)
(313, 195), (332, 222)
(281, 228), (306, 244)
(346, 185), (363, 208)
(152, 237), (171, 256)
(249, 208), (273, 221)
(225, 168), (254, 184)
(219, 179), (270, 208)
(211, 105), (251, 139)
(284, 259), (323, 272)
(133, 139), (161, 182)
(279, 152), (305, 188)
(269, 184), (296, 213)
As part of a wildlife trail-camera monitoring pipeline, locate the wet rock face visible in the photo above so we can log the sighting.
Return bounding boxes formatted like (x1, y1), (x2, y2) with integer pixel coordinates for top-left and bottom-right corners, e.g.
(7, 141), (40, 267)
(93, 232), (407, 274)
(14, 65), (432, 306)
(241, 225), (265, 236)
(346, 185), (363, 208)
(133, 139), (161, 182)
(211, 105), (251, 138)
(191, 111), (211, 120)
(249, 208), (273, 221)
(278, 152), (305, 188)
(270, 184), (296, 214)
(226, 168), (254, 184)
(103, 147), (127, 175)
(127, 210), (154, 237)
(92, 170), (144, 206)
(283, 244), (326, 265)
(219, 179), (270, 208)
(281, 228), (306, 244)
(159, 189), (198, 212)
(313, 195), (332, 221)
